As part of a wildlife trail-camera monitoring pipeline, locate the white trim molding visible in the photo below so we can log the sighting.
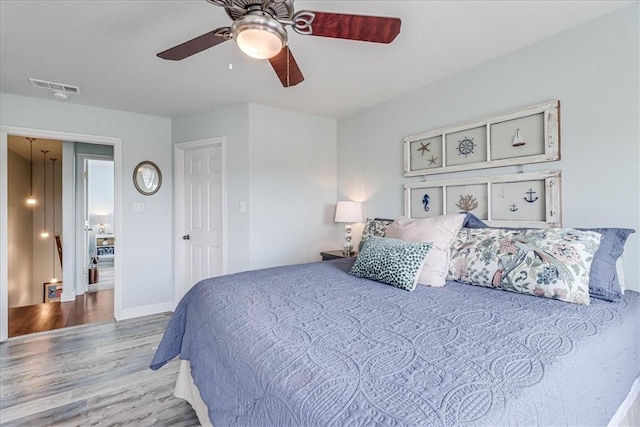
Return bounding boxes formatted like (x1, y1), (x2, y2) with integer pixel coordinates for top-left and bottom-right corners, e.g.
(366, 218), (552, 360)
(120, 302), (175, 320)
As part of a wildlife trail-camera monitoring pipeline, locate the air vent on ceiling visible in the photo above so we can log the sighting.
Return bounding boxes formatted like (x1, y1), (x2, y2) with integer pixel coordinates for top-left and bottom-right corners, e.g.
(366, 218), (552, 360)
(29, 78), (81, 95)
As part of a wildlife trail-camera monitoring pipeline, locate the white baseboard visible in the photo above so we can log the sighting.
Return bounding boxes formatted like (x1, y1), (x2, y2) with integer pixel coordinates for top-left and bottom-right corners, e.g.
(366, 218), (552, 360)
(119, 301), (175, 320)
(61, 289), (76, 302)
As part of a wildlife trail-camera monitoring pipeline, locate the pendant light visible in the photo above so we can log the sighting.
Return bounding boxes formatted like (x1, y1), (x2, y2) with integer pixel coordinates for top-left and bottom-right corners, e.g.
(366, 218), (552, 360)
(25, 137), (37, 206)
(40, 150), (50, 239)
(50, 157), (58, 283)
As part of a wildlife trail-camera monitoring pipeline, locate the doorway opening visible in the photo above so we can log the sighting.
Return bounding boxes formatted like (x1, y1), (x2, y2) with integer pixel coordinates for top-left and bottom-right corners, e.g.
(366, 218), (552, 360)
(78, 154), (115, 295)
(4, 135), (116, 338)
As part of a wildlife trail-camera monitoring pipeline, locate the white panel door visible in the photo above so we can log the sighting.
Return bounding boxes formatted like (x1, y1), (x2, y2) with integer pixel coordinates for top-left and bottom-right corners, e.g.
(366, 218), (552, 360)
(184, 145), (223, 292)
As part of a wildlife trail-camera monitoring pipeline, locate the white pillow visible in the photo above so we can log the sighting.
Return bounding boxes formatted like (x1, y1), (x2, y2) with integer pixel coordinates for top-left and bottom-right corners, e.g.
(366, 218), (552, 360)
(384, 214), (466, 287)
(617, 254), (625, 294)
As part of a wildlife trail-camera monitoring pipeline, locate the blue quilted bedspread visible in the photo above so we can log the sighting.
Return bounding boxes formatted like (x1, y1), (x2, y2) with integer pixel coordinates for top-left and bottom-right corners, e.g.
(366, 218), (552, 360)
(151, 259), (639, 426)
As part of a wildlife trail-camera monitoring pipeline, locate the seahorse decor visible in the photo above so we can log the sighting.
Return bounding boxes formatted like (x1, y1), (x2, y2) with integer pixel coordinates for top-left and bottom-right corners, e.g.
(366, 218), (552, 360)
(456, 194), (479, 212)
(422, 194), (430, 212)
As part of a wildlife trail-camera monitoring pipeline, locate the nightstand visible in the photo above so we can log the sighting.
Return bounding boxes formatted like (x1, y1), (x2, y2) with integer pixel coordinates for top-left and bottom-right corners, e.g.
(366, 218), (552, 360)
(320, 250), (357, 261)
(95, 234), (115, 259)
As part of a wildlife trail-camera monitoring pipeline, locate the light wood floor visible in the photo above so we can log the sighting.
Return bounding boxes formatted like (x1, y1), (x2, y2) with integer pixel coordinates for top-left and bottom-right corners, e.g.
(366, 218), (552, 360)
(8, 290), (114, 338)
(88, 262), (115, 293)
(0, 312), (199, 426)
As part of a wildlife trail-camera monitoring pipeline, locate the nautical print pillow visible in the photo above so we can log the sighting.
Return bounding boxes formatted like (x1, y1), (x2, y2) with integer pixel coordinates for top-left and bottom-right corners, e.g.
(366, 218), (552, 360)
(359, 218), (394, 251)
(458, 213), (635, 302)
(448, 228), (602, 305)
(349, 236), (432, 291)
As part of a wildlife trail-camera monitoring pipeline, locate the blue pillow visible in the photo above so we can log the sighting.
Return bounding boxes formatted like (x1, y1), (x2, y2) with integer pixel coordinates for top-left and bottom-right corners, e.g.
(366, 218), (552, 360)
(462, 212), (490, 229)
(460, 213), (635, 301)
(576, 227), (635, 301)
(349, 236), (432, 291)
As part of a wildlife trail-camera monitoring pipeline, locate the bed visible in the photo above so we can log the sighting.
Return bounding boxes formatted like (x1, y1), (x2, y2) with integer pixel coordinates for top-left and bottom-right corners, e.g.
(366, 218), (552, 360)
(151, 257), (639, 426)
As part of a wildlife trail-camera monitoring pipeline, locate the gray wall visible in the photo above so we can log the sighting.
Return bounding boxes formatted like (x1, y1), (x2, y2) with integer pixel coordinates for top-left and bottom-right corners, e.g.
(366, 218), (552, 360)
(248, 104), (337, 268)
(337, 4), (639, 290)
(172, 103), (251, 274)
(172, 103), (338, 272)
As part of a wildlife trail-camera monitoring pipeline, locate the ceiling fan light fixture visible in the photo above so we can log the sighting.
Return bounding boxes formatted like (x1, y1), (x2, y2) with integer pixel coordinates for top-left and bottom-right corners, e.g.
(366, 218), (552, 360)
(232, 14), (287, 59)
(52, 91), (69, 100)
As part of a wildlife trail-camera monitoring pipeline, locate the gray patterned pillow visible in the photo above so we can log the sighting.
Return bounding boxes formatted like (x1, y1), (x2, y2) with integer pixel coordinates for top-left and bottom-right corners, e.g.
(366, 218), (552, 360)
(349, 236), (432, 291)
(359, 218), (394, 251)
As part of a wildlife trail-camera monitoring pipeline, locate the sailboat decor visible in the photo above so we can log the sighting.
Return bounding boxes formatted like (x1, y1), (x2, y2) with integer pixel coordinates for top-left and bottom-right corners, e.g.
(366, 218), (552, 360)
(512, 128), (526, 147)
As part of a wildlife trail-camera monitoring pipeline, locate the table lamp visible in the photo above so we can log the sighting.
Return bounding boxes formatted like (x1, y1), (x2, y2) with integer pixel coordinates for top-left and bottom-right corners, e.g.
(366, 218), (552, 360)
(335, 201), (363, 255)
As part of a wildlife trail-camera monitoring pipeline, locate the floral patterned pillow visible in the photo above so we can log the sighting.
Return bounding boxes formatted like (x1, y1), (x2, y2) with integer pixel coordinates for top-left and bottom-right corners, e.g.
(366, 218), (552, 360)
(448, 228), (603, 305)
(359, 218), (394, 251)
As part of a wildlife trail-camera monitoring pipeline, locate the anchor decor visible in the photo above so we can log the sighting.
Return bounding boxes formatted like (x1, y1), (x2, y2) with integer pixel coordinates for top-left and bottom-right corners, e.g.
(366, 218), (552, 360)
(510, 204), (519, 212)
(524, 189), (538, 203)
(422, 194), (430, 212)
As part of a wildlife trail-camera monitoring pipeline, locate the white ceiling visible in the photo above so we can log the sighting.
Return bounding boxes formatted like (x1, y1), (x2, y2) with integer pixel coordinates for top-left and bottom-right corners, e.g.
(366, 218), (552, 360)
(0, 0), (632, 120)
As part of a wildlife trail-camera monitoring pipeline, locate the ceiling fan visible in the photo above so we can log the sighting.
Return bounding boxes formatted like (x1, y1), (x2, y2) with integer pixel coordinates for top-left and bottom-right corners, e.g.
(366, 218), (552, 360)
(157, 0), (401, 87)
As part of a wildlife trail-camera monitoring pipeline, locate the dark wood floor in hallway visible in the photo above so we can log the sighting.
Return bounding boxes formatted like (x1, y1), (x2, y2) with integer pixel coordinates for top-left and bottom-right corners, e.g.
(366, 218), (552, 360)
(8, 289), (114, 338)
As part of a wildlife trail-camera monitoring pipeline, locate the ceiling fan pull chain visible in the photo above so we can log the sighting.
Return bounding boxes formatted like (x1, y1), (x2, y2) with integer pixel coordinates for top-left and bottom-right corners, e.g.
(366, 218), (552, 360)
(286, 47), (290, 87)
(228, 41), (233, 70)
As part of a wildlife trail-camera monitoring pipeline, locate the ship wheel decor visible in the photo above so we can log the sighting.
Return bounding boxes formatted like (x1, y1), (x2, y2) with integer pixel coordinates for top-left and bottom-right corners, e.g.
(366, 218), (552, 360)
(457, 137), (476, 157)
(157, 0), (401, 87)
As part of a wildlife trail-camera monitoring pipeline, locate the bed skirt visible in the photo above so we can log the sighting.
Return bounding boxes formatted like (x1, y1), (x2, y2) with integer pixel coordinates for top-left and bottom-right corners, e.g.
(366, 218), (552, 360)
(175, 359), (639, 427)
(609, 375), (640, 427)
(174, 360), (213, 427)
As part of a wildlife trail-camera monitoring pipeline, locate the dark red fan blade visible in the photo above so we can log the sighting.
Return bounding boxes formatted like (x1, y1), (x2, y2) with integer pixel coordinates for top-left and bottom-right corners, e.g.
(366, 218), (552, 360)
(306, 12), (401, 44)
(157, 30), (228, 61)
(268, 47), (304, 87)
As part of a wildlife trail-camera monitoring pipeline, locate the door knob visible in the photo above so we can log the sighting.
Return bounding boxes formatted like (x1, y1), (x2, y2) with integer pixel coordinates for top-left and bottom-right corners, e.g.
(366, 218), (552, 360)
(182, 235), (190, 240)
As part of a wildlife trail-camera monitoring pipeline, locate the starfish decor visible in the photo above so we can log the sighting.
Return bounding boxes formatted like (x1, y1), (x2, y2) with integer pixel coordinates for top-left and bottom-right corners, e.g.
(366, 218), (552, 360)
(417, 142), (431, 156)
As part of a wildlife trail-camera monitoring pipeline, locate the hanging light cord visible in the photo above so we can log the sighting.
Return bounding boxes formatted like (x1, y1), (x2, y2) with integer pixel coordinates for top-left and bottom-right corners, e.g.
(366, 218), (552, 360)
(26, 137), (35, 198)
(41, 150), (49, 232)
(52, 158), (57, 236)
(51, 158), (58, 281)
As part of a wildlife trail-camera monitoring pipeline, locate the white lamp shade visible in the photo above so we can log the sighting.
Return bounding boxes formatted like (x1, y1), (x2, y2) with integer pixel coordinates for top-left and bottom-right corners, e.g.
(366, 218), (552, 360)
(335, 201), (363, 223)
